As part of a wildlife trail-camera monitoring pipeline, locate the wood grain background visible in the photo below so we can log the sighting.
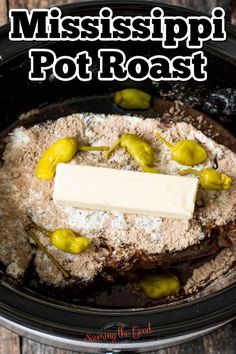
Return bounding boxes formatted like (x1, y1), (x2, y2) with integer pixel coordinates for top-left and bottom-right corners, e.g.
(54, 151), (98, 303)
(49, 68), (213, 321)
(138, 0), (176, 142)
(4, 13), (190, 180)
(0, 0), (236, 353)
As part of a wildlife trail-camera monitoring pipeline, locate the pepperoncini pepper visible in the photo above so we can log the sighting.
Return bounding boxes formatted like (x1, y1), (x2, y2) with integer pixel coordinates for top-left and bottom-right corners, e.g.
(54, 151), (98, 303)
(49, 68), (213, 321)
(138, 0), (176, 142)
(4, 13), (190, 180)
(179, 168), (232, 190)
(51, 229), (89, 254)
(35, 137), (108, 180)
(133, 274), (180, 299)
(25, 223), (70, 279)
(105, 133), (159, 173)
(114, 88), (152, 110)
(155, 132), (208, 166)
(25, 223), (90, 279)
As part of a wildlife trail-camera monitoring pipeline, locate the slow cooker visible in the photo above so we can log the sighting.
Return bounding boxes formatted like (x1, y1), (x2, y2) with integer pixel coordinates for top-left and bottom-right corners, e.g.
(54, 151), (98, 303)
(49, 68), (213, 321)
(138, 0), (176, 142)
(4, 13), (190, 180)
(0, 1), (235, 352)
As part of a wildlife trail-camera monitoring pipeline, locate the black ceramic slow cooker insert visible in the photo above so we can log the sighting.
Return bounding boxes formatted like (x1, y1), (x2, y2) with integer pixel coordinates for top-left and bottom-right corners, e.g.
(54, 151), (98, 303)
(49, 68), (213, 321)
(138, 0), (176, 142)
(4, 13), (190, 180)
(0, 1), (235, 352)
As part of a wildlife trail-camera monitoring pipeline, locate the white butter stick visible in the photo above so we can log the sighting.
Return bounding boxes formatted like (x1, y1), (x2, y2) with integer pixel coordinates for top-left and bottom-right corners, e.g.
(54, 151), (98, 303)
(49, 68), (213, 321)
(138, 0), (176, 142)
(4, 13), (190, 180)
(53, 164), (198, 220)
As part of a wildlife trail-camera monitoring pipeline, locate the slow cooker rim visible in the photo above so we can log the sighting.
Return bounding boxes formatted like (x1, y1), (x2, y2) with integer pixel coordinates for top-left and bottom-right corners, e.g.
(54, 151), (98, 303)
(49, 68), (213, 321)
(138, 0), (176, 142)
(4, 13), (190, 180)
(0, 281), (235, 339)
(1, 279), (235, 315)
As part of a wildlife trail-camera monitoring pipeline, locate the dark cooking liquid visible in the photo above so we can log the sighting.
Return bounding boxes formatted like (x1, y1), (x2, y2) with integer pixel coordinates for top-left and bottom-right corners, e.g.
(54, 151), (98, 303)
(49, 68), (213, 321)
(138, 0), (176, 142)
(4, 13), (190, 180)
(20, 255), (214, 309)
(0, 95), (235, 309)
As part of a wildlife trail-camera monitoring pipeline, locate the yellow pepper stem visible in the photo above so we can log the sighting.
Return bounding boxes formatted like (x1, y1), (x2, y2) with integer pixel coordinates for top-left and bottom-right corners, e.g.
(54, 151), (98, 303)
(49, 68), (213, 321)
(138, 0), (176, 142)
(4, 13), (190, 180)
(179, 169), (202, 177)
(28, 222), (52, 237)
(25, 223), (70, 279)
(155, 132), (173, 150)
(105, 138), (121, 160)
(78, 145), (109, 152)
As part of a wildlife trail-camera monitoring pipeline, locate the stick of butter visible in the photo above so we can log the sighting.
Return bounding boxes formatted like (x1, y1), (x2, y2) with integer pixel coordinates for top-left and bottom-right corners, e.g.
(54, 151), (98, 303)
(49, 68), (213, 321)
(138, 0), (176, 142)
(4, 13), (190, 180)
(53, 164), (198, 220)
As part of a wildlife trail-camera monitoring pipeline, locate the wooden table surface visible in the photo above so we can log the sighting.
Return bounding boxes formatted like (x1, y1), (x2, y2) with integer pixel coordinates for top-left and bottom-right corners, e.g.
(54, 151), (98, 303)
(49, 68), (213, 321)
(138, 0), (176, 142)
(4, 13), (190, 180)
(0, 0), (236, 353)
